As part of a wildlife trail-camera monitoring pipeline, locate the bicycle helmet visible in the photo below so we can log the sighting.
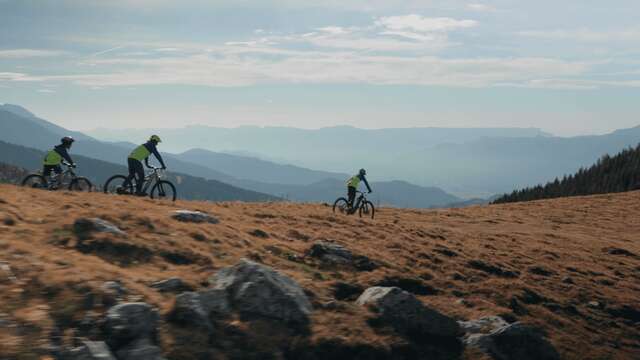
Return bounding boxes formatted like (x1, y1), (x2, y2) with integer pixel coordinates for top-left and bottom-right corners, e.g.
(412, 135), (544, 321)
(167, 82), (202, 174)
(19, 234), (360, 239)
(359, 168), (367, 176)
(150, 135), (162, 143)
(61, 136), (75, 147)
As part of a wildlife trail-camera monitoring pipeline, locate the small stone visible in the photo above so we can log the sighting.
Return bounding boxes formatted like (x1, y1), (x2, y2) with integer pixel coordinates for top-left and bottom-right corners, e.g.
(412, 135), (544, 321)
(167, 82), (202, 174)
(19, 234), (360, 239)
(171, 210), (219, 224)
(150, 278), (192, 293)
(587, 301), (602, 309)
(73, 218), (126, 239)
(67, 341), (117, 360)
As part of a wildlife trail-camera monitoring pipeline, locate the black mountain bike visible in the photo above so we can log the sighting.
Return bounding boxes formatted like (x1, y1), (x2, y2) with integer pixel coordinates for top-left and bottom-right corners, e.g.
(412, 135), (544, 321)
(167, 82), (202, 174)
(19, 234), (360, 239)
(21, 163), (93, 191)
(103, 166), (177, 201)
(333, 190), (375, 219)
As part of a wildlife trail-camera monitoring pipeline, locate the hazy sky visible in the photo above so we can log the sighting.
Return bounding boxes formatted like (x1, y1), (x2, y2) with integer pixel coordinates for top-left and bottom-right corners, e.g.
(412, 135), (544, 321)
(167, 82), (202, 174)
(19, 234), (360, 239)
(1, 0), (639, 135)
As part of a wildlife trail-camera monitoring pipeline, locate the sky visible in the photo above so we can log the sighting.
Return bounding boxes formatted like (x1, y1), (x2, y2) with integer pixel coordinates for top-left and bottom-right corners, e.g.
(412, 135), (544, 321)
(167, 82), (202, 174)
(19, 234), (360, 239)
(0, 0), (639, 136)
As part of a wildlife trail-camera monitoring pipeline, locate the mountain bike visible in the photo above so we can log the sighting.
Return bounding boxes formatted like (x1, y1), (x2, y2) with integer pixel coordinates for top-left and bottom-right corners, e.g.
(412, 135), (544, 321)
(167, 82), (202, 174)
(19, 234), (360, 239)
(21, 163), (93, 191)
(103, 166), (177, 201)
(333, 190), (375, 219)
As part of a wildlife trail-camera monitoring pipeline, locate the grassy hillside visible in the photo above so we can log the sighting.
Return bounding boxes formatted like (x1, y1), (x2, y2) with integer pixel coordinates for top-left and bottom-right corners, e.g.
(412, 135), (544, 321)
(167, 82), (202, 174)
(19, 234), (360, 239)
(0, 185), (638, 359)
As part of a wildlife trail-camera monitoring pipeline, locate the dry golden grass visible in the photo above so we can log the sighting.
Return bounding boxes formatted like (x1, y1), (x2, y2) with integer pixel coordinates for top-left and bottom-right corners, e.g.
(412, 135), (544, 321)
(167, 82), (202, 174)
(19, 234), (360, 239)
(0, 184), (639, 359)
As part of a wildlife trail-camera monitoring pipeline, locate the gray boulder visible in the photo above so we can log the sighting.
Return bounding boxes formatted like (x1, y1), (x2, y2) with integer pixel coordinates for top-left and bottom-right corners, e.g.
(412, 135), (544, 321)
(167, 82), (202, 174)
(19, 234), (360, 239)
(67, 341), (116, 360)
(115, 337), (165, 360)
(170, 292), (210, 328)
(465, 322), (560, 360)
(73, 218), (126, 239)
(104, 303), (158, 345)
(150, 277), (192, 293)
(210, 259), (312, 325)
(309, 241), (353, 265)
(356, 286), (461, 337)
(171, 210), (219, 224)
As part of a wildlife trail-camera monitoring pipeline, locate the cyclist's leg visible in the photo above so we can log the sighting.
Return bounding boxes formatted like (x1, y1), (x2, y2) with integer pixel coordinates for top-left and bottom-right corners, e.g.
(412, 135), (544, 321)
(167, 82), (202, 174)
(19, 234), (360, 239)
(123, 158), (135, 188)
(347, 186), (356, 206)
(51, 166), (63, 189)
(130, 159), (145, 195)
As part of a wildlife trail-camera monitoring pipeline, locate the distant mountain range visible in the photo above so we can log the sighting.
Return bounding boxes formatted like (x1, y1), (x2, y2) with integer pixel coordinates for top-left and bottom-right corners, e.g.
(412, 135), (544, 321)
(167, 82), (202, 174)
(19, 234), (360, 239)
(87, 121), (640, 198)
(88, 125), (550, 177)
(0, 104), (461, 208)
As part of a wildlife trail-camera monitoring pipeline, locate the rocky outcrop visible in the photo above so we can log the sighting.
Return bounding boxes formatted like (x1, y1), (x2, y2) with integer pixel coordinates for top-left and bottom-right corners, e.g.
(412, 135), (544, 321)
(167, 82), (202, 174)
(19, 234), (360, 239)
(171, 210), (219, 224)
(356, 286), (460, 338)
(210, 259), (312, 325)
(463, 320), (560, 360)
(308, 241), (378, 271)
(104, 303), (164, 359)
(170, 259), (312, 333)
(73, 218), (126, 239)
(169, 290), (230, 330)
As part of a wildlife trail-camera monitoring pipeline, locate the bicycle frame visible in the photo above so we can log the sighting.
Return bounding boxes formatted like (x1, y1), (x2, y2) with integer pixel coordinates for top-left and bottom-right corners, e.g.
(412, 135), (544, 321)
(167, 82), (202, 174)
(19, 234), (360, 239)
(139, 167), (164, 193)
(353, 191), (367, 210)
(44, 164), (76, 188)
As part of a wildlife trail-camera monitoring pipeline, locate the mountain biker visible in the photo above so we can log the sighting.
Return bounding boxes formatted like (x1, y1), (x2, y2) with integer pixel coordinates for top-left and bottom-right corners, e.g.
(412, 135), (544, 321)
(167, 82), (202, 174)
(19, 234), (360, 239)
(124, 135), (166, 196)
(347, 168), (372, 210)
(43, 136), (76, 187)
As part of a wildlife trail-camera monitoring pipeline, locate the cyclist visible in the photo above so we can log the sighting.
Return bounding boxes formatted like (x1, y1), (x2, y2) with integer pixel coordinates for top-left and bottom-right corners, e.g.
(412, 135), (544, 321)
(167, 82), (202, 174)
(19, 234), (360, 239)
(43, 136), (76, 188)
(124, 135), (166, 196)
(347, 168), (372, 211)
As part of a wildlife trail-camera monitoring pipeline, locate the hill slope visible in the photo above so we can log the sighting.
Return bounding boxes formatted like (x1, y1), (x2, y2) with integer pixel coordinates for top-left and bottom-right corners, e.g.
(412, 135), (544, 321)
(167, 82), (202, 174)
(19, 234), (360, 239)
(494, 144), (640, 203)
(177, 148), (348, 185)
(0, 186), (638, 359)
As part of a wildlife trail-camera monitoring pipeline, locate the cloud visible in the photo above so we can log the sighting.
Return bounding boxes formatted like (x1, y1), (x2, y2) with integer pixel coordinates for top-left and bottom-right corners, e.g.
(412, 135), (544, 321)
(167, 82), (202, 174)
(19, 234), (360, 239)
(376, 15), (477, 32)
(465, 3), (496, 12)
(0, 49), (68, 58)
(37, 89), (56, 93)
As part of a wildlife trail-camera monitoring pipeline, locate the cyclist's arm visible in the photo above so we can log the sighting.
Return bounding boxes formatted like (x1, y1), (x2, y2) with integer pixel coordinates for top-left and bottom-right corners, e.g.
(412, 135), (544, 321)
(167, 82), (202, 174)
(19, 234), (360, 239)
(144, 157), (151, 168)
(362, 176), (372, 193)
(57, 147), (74, 165)
(151, 147), (166, 169)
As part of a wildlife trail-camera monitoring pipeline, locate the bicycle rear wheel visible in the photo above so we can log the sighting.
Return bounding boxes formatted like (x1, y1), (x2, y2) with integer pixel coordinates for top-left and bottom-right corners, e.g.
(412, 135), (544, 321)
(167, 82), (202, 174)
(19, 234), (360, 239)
(69, 177), (93, 192)
(359, 200), (375, 219)
(151, 180), (176, 201)
(103, 175), (133, 195)
(21, 174), (48, 189)
(332, 197), (350, 215)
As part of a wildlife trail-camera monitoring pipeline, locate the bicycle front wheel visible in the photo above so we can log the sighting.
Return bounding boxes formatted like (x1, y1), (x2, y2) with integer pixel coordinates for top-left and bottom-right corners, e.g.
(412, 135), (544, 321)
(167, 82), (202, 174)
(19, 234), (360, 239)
(359, 200), (375, 219)
(103, 175), (132, 195)
(151, 180), (176, 201)
(69, 177), (93, 192)
(332, 197), (350, 215)
(21, 174), (48, 189)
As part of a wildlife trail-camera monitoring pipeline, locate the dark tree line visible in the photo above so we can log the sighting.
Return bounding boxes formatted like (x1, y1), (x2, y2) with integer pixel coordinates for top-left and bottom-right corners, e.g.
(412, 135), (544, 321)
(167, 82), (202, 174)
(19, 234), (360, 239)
(494, 144), (640, 204)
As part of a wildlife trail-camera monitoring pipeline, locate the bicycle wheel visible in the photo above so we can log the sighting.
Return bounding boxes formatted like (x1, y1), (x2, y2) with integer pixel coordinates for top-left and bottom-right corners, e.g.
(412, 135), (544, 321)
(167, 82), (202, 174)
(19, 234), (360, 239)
(21, 174), (48, 189)
(103, 175), (133, 195)
(69, 177), (93, 192)
(359, 200), (375, 219)
(150, 180), (176, 201)
(332, 197), (350, 215)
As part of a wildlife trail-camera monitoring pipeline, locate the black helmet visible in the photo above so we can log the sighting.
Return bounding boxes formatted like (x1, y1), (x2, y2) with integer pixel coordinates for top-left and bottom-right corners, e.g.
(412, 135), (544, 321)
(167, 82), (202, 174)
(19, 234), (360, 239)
(61, 136), (75, 145)
(359, 168), (366, 176)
